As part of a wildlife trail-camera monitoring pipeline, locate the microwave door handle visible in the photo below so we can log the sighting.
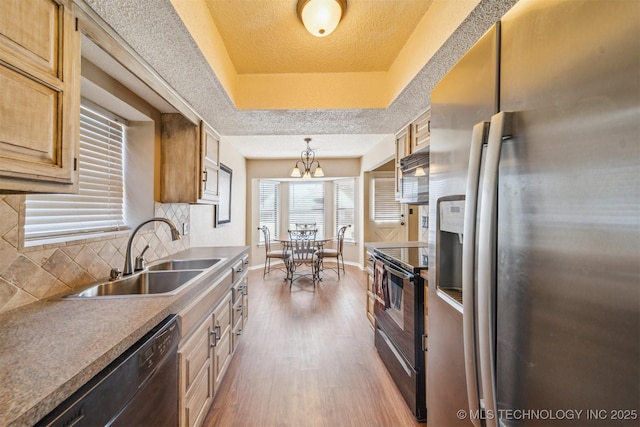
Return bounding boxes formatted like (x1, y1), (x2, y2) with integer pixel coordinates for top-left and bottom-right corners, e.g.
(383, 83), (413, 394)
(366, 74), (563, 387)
(477, 112), (513, 427)
(462, 121), (490, 427)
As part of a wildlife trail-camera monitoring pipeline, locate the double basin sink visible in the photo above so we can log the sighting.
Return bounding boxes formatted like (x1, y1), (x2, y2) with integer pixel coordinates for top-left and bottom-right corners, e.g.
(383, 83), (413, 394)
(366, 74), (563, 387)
(65, 258), (223, 298)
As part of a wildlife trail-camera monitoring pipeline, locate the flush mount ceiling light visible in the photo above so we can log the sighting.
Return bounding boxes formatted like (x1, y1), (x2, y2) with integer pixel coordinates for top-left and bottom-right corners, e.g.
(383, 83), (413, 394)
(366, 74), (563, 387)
(291, 138), (324, 179)
(297, 0), (347, 37)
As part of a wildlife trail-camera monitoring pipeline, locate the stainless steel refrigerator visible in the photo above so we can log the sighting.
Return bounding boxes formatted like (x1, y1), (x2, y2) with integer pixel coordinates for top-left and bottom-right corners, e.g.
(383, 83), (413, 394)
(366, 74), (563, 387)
(428, 1), (639, 426)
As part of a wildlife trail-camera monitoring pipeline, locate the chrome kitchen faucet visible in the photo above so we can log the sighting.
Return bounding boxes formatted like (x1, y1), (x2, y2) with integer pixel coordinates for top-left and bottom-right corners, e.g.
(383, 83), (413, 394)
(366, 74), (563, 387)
(120, 217), (181, 277)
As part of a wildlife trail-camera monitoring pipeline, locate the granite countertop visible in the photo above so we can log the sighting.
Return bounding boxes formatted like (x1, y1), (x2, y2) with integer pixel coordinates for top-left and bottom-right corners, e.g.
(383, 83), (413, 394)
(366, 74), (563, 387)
(0, 246), (248, 427)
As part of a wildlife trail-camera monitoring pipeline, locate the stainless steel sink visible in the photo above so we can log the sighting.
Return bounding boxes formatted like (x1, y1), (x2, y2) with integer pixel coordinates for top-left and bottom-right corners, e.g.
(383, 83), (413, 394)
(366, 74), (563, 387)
(65, 270), (202, 298)
(147, 258), (221, 271)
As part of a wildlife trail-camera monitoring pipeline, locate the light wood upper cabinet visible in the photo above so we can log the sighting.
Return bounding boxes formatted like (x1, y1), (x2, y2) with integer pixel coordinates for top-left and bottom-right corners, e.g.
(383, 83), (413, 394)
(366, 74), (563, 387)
(159, 114), (219, 204)
(395, 108), (431, 200)
(395, 126), (410, 196)
(410, 108), (431, 153)
(200, 121), (220, 202)
(0, 0), (80, 193)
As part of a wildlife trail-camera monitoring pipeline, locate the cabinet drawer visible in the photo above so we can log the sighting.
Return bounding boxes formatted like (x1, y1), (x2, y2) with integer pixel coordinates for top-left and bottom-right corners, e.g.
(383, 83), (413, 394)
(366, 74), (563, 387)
(184, 361), (212, 427)
(232, 255), (249, 282)
(232, 275), (247, 303)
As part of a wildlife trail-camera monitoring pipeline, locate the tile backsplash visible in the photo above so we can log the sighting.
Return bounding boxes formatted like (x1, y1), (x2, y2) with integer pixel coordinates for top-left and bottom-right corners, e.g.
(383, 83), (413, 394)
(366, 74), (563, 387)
(0, 195), (190, 314)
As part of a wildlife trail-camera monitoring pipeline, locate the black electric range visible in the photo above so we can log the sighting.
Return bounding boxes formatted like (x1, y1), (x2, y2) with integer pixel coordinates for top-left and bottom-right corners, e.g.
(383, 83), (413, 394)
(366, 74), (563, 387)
(371, 244), (429, 421)
(373, 246), (429, 273)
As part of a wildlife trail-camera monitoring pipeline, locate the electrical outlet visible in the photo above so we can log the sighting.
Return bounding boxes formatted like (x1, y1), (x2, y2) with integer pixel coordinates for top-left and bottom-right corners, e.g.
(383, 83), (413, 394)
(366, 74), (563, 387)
(182, 222), (189, 235)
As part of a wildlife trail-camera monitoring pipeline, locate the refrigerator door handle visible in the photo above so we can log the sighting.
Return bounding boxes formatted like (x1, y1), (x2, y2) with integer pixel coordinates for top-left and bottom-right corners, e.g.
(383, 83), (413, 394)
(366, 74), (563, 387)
(478, 111), (513, 427)
(462, 121), (490, 427)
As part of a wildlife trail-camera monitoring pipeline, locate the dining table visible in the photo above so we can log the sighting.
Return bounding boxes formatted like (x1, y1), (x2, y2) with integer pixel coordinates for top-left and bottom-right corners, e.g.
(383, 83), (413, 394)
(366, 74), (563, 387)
(274, 234), (335, 283)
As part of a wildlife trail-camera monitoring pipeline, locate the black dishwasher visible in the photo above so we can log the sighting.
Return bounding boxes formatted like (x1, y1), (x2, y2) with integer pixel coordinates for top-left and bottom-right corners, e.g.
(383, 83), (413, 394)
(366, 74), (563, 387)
(37, 315), (180, 427)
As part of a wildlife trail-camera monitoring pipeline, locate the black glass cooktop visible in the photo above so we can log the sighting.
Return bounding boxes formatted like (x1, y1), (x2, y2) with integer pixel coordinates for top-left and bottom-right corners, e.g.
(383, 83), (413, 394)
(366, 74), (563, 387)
(374, 246), (429, 272)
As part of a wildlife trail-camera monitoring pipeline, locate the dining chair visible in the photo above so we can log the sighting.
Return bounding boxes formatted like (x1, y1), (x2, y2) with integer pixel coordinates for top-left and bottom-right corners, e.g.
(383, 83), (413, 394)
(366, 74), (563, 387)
(315, 225), (350, 279)
(257, 226), (289, 279)
(287, 228), (319, 287)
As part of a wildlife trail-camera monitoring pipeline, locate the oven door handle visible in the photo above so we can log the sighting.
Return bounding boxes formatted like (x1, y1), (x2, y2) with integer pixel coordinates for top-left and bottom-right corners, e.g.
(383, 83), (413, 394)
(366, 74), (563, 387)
(384, 264), (414, 281)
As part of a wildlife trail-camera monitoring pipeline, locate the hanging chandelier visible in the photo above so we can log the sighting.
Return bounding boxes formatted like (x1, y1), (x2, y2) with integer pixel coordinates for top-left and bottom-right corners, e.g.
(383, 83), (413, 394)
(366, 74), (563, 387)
(291, 138), (324, 179)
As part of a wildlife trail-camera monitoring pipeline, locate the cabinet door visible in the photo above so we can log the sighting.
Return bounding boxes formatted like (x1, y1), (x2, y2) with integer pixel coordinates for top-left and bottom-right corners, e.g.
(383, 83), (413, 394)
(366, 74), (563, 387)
(179, 318), (214, 427)
(160, 114), (199, 203)
(410, 109), (431, 153)
(212, 292), (232, 392)
(199, 121), (219, 203)
(0, 0), (80, 193)
(395, 126), (410, 197)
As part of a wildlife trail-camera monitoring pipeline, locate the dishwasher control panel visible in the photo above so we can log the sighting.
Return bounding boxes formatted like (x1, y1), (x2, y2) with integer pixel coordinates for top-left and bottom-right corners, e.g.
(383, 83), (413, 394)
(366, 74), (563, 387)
(138, 318), (180, 385)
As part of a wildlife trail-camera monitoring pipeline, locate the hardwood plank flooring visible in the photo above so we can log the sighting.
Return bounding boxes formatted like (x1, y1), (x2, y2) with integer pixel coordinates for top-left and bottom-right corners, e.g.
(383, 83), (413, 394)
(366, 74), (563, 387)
(203, 265), (424, 427)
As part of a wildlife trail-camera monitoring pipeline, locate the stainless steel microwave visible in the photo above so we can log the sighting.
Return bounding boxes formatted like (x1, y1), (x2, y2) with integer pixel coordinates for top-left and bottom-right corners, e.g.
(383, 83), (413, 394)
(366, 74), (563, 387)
(399, 150), (429, 204)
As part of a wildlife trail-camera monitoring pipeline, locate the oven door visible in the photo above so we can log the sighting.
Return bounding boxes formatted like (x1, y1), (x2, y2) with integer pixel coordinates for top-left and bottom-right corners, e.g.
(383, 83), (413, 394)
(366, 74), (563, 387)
(374, 262), (417, 367)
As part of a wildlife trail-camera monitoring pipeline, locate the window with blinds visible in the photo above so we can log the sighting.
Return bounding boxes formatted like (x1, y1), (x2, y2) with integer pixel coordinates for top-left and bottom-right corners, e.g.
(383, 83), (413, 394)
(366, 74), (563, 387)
(258, 180), (280, 243)
(372, 177), (401, 222)
(24, 105), (125, 244)
(335, 178), (355, 241)
(289, 181), (324, 236)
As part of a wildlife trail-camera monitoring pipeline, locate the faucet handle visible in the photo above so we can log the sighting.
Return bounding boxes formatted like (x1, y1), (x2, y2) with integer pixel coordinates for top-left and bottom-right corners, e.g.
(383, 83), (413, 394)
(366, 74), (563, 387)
(110, 268), (122, 281)
(135, 244), (150, 271)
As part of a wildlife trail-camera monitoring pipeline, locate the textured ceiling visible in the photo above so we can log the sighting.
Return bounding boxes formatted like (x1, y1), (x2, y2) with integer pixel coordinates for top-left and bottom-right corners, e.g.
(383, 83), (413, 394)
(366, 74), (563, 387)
(205, 0), (432, 74)
(81, 0), (517, 158)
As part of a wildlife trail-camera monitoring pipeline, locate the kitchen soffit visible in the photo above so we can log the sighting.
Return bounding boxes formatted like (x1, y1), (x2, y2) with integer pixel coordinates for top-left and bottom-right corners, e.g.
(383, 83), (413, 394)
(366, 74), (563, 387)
(81, 0), (514, 158)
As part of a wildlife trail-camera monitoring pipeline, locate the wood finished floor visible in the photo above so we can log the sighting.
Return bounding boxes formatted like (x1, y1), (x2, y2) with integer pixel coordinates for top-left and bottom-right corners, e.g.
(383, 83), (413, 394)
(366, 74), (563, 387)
(203, 265), (424, 427)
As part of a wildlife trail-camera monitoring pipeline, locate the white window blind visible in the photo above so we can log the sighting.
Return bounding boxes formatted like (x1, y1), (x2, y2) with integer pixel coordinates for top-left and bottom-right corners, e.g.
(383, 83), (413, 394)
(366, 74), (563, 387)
(24, 105), (125, 243)
(372, 177), (401, 222)
(335, 178), (355, 241)
(289, 181), (324, 236)
(258, 180), (280, 243)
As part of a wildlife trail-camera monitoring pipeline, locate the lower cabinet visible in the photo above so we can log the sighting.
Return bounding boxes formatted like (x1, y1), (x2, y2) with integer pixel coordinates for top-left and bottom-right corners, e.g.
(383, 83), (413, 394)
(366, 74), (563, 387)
(179, 318), (214, 427)
(366, 251), (375, 328)
(177, 254), (249, 427)
(231, 256), (249, 352)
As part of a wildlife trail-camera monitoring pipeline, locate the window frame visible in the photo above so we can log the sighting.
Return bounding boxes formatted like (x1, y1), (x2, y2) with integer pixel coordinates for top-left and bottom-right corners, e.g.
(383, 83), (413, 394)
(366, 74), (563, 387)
(258, 180), (280, 244)
(24, 103), (127, 246)
(288, 181), (326, 237)
(335, 178), (355, 242)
